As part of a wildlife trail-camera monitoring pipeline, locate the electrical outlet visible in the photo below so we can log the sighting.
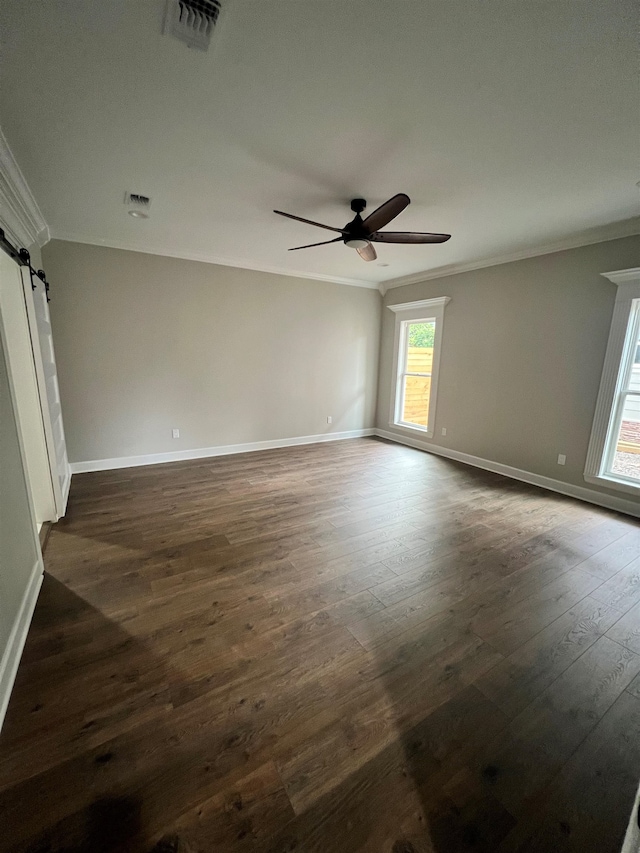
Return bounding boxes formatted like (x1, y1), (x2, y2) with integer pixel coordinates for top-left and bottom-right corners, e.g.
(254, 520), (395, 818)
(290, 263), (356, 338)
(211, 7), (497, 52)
(172, 428), (180, 439)
(557, 453), (566, 465)
(327, 416), (332, 424)
(441, 427), (447, 436)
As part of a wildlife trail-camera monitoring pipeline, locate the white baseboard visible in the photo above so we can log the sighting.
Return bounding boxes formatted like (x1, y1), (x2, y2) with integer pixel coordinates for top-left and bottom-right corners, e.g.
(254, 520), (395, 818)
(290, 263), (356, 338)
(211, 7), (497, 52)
(69, 428), (376, 474)
(375, 428), (640, 519)
(0, 560), (43, 731)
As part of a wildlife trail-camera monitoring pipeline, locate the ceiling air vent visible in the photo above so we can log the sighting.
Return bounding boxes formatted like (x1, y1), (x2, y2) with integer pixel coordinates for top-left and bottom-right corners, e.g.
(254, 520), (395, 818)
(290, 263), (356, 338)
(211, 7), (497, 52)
(163, 0), (221, 51)
(124, 192), (151, 219)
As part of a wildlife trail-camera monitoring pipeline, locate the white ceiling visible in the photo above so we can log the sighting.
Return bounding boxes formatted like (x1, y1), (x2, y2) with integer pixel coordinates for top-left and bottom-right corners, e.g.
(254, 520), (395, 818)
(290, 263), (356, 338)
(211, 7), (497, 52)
(1, 0), (638, 287)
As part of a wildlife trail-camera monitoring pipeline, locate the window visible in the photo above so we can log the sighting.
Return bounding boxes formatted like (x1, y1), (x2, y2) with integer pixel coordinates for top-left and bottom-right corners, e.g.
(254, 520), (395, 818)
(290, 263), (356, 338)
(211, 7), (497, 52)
(388, 297), (449, 438)
(604, 300), (640, 483)
(585, 268), (640, 495)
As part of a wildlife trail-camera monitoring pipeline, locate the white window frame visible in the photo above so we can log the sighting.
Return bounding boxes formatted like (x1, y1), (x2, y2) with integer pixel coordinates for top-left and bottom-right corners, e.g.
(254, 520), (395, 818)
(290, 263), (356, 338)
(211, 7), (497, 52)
(584, 268), (640, 496)
(388, 297), (450, 439)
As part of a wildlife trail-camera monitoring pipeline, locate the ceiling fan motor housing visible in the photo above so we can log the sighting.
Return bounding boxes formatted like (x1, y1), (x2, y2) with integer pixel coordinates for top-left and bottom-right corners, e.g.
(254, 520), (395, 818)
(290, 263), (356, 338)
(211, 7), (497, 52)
(344, 199), (369, 244)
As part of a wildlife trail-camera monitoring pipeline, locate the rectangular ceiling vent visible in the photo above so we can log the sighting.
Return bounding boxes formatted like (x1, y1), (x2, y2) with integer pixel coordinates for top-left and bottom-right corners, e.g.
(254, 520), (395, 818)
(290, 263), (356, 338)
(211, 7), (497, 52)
(163, 0), (222, 51)
(124, 192), (151, 210)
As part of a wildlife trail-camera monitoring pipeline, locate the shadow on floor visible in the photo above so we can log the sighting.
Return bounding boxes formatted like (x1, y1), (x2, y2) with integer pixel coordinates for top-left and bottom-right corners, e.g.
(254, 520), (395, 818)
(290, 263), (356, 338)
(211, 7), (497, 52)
(0, 575), (194, 853)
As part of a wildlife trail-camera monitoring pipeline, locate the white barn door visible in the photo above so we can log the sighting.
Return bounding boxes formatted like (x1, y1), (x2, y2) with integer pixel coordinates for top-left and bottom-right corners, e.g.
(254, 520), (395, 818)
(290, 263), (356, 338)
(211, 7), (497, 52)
(20, 268), (70, 517)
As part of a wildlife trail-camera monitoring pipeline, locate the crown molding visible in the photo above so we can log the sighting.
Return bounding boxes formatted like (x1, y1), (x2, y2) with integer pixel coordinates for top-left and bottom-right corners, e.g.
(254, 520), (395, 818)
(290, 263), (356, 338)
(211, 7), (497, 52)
(387, 296), (451, 313)
(50, 230), (380, 290)
(382, 218), (640, 291)
(601, 267), (640, 286)
(0, 127), (49, 249)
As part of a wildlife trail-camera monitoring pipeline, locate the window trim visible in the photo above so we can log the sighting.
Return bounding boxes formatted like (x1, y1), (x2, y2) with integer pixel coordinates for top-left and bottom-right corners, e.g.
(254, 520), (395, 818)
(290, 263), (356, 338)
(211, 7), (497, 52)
(584, 268), (640, 496)
(388, 296), (450, 438)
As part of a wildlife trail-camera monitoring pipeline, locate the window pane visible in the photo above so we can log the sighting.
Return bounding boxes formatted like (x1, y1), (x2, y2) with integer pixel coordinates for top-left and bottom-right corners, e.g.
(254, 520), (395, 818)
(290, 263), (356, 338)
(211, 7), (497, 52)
(402, 375), (431, 427)
(610, 394), (640, 482)
(630, 331), (640, 385)
(406, 322), (435, 374)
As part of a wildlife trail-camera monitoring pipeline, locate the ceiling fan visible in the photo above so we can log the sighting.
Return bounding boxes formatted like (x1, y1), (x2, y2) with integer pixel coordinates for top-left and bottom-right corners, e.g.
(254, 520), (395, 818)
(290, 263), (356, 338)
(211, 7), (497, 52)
(274, 193), (450, 262)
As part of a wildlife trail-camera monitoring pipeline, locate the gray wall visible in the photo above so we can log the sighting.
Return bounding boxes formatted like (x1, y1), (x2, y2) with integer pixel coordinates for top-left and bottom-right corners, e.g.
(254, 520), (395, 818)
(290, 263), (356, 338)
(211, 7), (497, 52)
(42, 241), (381, 464)
(377, 235), (640, 505)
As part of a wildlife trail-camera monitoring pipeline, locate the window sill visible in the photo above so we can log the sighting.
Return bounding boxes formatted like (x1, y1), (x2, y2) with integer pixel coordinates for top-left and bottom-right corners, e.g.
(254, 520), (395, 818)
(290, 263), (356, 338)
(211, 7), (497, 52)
(390, 422), (434, 440)
(584, 472), (640, 498)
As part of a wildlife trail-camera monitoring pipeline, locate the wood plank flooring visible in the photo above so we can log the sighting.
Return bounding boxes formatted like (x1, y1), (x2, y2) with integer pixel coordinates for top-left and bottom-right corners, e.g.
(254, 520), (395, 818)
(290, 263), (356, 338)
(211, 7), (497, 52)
(1, 437), (640, 852)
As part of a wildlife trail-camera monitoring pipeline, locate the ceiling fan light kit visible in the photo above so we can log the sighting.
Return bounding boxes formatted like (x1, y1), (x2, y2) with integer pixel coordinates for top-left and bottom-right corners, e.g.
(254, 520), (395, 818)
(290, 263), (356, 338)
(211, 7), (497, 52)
(274, 194), (451, 262)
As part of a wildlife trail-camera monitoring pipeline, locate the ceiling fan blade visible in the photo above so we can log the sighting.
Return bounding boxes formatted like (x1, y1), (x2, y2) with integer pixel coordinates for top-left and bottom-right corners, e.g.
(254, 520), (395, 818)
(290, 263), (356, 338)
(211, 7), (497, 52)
(274, 209), (345, 234)
(289, 237), (343, 251)
(357, 243), (377, 262)
(370, 231), (451, 244)
(362, 193), (410, 233)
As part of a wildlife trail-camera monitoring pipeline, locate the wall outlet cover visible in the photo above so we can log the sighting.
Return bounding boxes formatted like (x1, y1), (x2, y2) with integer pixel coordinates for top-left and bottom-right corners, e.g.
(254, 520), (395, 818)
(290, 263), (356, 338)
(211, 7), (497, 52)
(172, 429), (180, 439)
(557, 453), (566, 465)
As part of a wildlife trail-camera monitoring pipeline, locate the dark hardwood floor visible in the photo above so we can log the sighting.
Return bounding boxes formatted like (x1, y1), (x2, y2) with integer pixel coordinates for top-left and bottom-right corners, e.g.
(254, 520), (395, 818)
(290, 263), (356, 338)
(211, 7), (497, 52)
(1, 437), (640, 852)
